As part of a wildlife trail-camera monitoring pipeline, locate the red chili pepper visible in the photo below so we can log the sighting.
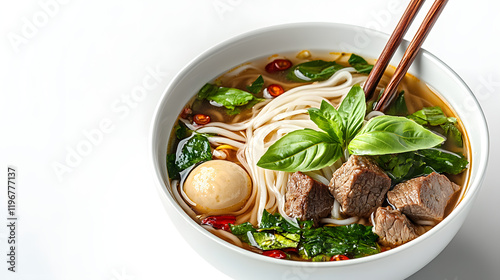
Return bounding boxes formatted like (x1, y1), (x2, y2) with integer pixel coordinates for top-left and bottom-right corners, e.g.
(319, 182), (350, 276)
(180, 107), (192, 119)
(266, 84), (285, 97)
(265, 59), (292, 73)
(193, 113), (211, 125)
(283, 248), (298, 254)
(330, 254), (350, 261)
(201, 215), (236, 232)
(262, 250), (288, 259)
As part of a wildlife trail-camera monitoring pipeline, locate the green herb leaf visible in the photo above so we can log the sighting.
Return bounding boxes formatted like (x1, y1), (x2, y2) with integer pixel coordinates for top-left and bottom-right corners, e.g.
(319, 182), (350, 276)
(246, 75), (264, 94)
(385, 91), (408, 116)
(286, 60), (344, 82)
(441, 122), (463, 147)
(408, 106), (448, 126)
(173, 133), (212, 171)
(256, 129), (342, 172)
(416, 148), (468, 175)
(259, 210), (301, 234)
(207, 87), (254, 110)
(197, 83), (218, 100)
(299, 224), (380, 259)
(408, 106), (464, 147)
(166, 153), (179, 179)
(307, 100), (343, 144)
(338, 84), (366, 143)
(348, 54), (373, 74)
(252, 232), (299, 250)
(348, 115), (444, 155)
(374, 148), (468, 183)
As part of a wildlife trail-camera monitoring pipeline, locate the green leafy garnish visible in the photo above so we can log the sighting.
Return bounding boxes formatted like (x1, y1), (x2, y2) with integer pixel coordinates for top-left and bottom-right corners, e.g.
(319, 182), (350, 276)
(256, 129), (342, 172)
(348, 115), (444, 155)
(246, 75), (264, 94)
(197, 82), (263, 114)
(257, 85), (444, 172)
(385, 91), (408, 116)
(287, 60), (344, 82)
(299, 224), (380, 259)
(408, 106), (463, 147)
(348, 54), (373, 74)
(230, 210), (380, 260)
(166, 133), (212, 179)
(374, 148), (468, 183)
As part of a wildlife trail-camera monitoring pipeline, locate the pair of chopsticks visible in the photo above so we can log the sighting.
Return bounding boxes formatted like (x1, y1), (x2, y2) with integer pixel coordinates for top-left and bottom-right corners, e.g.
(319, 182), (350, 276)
(363, 0), (448, 112)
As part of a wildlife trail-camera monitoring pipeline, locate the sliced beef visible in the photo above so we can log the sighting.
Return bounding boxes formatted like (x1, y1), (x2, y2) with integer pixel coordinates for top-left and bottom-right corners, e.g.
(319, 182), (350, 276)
(387, 172), (460, 222)
(328, 155), (391, 217)
(373, 206), (423, 247)
(285, 171), (334, 224)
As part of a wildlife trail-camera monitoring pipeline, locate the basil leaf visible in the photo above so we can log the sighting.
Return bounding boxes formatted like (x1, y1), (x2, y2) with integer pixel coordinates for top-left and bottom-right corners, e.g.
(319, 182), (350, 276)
(174, 120), (190, 140)
(299, 224), (380, 259)
(230, 222), (256, 243)
(348, 54), (373, 74)
(338, 84), (366, 143)
(287, 60), (344, 82)
(307, 100), (343, 144)
(252, 232), (299, 250)
(408, 106), (464, 147)
(408, 106), (447, 126)
(385, 91), (408, 116)
(260, 210), (302, 234)
(441, 122), (463, 147)
(348, 53), (368, 65)
(257, 129), (342, 172)
(207, 87), (254, 110)
(166, 153), (179, 179)
(348, 115), (444, 155)
(246, 75), (264, 94)
(416, 148), (468, 175)
(174, 134), (212, 171)
(197, 83), (218, 100)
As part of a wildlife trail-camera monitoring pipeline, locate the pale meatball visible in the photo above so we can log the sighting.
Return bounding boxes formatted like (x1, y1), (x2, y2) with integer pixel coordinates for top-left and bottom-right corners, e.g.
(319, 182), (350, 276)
(183, 160), (252, 214)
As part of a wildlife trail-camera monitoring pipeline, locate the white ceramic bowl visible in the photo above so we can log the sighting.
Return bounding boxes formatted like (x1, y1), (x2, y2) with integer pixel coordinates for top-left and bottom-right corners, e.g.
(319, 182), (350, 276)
(150, 23), (489, 280)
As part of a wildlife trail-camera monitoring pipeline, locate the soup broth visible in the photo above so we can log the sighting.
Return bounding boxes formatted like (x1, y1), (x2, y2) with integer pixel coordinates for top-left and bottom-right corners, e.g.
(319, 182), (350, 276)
(166, 50), (470, 261)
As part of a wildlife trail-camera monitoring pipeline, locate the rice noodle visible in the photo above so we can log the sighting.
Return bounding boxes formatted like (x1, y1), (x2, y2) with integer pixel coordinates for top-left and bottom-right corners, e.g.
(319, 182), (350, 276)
(178, 69), (368, 226)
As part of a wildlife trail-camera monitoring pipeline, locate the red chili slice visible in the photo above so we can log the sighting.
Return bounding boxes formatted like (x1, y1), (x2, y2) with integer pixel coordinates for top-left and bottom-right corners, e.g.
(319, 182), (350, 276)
(193, 113), (211, 125)
(201, 215), (236, 231)
(330, 254), (350, 261)
(180, 107), (192, 119)
(265, 59), (292, 73)
(266, 84), (285, 97)
(262, 250), (288, 259)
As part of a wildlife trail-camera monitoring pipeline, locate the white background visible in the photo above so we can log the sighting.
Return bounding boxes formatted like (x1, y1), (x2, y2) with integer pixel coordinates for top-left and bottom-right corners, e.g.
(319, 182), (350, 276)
(1, 0), (499, 279)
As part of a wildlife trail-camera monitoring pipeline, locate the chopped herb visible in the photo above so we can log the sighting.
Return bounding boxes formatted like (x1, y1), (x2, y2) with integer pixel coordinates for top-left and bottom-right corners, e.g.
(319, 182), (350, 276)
(348, 54), (374, 74)
(286, 60), (344, 82)
(166, 133), (212, 178)
(230, 211), (380, 260)
(197, 83), (264, 114)
(408, 106), (464, 147)
(246, 75), (264, 94)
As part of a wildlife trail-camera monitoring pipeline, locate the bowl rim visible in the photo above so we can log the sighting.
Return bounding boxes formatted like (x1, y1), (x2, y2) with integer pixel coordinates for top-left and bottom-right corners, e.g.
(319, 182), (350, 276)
(149, 22), (489, 267)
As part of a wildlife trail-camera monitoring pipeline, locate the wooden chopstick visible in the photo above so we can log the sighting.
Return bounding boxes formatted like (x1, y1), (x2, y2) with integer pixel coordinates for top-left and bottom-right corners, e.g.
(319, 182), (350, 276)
(363, 0), (426, 100)
(374, 0), (448, 112)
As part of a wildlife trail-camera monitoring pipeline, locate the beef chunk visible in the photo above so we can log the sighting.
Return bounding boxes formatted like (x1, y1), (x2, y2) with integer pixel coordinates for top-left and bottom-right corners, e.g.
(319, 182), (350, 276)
(387, 172), (460, 222)
(285, 171), (334, 224)
(329, 155), (391, 217)
(373, 206), (423, 247)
